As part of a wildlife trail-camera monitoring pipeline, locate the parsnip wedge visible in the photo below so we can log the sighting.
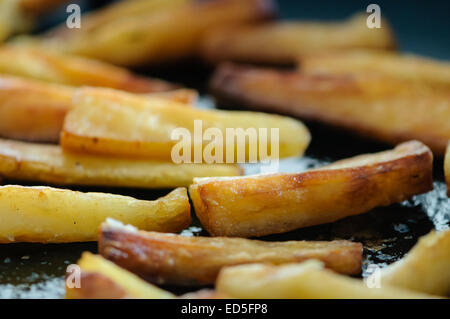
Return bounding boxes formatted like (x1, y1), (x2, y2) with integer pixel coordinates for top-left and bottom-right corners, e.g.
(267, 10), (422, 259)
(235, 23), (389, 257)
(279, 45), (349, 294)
(0, 186), (190, 243)
(0, 45), (175, 92)
(201, 13), (395, 65)
(0, 75), (195, 142)
(66, 253), (175, 299)
(98, 220), (362, 285)
(189, 141), (433, 237)
(299, 50), (450, 90)
(216, 261), (440, 299)
(61, 87), (310, 161)
(38, 0), (276, 66)
(379, 230), (450, 296)
(0, 139), (241, 188)
(211, 63), (450, 154)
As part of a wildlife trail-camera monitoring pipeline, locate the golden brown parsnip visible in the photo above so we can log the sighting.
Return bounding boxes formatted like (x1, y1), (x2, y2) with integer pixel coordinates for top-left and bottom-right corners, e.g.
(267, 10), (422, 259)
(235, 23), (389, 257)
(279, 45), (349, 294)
(0, 138), (241, 188)
(98, 221), (362, 285)
(39, 0), (276, 66)
(0, 45), (175, 92)
(299, 50), (450, 90)
(0, 186), (190, 243)
(0, 75), (195, 142)
(216, 261), (440, 299)
(380, 230), (450, 296)
(201, 13), (395, 65)
(189, 141), (433, 237)
(211, 63), (450, 154)
(66, 253), (175, 299)
(61, 87), (310, 161)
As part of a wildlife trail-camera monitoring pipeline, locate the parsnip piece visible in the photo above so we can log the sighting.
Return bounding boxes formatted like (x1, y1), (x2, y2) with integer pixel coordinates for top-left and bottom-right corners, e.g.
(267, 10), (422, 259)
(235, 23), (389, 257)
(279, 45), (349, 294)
(0, 138), (241, 188)
(201, 13), (395, 65)
(0, 186), (190, 243)
(0, 75), (194, 142)
(98, 220), (362, 285)
(0, 75), (72, 142)
(0, 0), (32, 42)
(66, 252), (175, 299)
(0, 45), (175, 92)
(61, 87), (310, 161)
(216, 261), (440, 299)
(380, 230), (450, 296)
(39, 0), (276, 66)
(211, 63), (450, 153)
(299, 50), (450, 90)
(189, 141), (433, 237)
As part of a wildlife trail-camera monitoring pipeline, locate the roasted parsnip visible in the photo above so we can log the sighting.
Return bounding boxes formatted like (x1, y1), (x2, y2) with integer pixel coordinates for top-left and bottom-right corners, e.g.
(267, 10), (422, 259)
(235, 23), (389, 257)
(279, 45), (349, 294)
(0, 139), (241, 188)
(61, 87), (310, 161)
(211, 63), (450, 154)
(98, 220), (362, 285)
(379, 230), (450, 296)
(201, 13), (395, 65)
(299, 50), (450, 90)
(66, 253), (175, 299)
(216, 261), (440, 299)
(189, 141), (433, 237)
(39, 0), (276, 66)
(0, 0), (33, 42)
(0, 186), (190, 243)
(0, 45), (175, 92)
(0, 75), (195, 142)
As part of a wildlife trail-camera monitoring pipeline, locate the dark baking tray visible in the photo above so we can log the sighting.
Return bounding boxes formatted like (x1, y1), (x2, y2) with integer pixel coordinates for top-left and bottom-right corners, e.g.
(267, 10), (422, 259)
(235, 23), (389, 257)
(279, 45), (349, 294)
(0, 0), (449, 298)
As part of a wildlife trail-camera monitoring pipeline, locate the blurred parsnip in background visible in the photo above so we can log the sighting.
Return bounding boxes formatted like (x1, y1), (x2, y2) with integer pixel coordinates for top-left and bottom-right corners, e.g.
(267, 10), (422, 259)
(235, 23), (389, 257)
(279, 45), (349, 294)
(211, 62), (450, 153)
(298, 49), (450, 90)
(216, 261), (440, 299)
(33, 0), (277, 65)
(0, 45), (176, 91)
(201, 13), (395, 65)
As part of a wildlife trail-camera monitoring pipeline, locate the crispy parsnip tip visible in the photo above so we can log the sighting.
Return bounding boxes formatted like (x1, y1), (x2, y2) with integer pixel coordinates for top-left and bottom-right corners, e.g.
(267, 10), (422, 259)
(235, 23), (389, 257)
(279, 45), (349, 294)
(190, 141), (433, 237)
(0, 45), (175, 92)
(99, 221), (362, 285)
(66, 253), (175, 299)
(0, 139), (241, 188)
(379, 229), (450, 296)
(0, 186), (190, 243)
(216, 261), (440, 299)
(211, 63), (450, 153)
(61, 87), (310, 161)
(201, 13), (395, 64)
(39, 0), (276, 66)
(299, 49), (450, 90)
